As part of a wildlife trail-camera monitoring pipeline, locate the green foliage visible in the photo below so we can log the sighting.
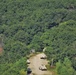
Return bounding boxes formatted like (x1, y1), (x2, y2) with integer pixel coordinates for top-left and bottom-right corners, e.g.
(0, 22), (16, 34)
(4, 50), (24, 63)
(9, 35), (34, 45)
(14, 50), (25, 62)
(56, 57), (75, 75)
(43, 20), (76, 70)
(19, 69), (26, 75)
(0, 0), (76, 74)
(0, 57), (27, 75)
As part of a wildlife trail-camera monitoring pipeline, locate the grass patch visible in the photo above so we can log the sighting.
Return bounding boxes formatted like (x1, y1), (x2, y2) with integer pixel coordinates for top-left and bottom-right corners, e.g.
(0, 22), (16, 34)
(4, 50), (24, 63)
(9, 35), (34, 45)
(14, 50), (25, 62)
(46, 64), (58, 75)
(26, 52), (40, 59)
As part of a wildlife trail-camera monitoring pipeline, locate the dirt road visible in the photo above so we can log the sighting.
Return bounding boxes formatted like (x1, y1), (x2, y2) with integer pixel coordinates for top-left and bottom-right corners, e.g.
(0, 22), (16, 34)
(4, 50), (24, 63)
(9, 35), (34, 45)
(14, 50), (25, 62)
(28, 53), (52, 75)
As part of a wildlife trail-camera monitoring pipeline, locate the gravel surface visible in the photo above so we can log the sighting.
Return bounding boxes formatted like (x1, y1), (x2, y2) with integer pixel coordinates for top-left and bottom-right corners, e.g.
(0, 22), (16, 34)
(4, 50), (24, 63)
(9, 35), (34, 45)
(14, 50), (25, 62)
(28, 53), (52, 75)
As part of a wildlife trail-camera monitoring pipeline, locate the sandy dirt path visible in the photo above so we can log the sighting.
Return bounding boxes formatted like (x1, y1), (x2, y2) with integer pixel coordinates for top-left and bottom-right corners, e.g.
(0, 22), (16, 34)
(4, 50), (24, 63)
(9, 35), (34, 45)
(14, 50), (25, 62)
(28, 53), (52, 75)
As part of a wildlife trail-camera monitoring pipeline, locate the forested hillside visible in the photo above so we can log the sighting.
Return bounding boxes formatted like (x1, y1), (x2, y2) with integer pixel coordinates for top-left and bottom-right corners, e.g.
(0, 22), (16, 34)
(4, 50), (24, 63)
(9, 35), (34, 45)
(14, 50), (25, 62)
(0, 0), (76, 75)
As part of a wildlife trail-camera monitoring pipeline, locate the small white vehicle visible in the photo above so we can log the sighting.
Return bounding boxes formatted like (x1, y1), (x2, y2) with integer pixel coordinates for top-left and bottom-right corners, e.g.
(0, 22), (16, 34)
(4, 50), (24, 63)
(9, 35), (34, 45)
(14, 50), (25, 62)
(39, 65), (47, 71)
(26, 60), (30, 64)
(40, 55), (47, 59)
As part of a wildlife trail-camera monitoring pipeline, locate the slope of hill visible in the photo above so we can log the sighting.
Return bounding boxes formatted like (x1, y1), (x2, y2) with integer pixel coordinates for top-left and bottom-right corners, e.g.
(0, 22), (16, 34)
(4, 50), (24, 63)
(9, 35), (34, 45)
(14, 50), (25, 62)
(0, 0), (76, 75)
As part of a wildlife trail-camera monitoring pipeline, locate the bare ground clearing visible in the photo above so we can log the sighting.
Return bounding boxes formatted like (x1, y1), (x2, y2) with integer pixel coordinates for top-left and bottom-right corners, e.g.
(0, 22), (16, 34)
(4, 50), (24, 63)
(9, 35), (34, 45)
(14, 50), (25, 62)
(28, 53), (52, 75)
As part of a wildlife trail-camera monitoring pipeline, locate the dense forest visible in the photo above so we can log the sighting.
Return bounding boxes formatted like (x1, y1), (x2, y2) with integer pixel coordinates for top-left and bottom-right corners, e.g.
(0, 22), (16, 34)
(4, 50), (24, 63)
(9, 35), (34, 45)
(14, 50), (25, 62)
(0, 0), (76, 75)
